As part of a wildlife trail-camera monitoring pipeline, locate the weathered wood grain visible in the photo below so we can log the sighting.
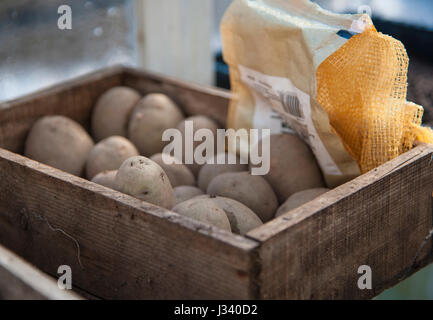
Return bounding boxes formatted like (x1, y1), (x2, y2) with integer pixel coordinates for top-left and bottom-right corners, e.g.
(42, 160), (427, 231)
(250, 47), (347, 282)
(247, 144), (433, 299)
(0, 244), (83, 300)
(0, 149), (259, 300)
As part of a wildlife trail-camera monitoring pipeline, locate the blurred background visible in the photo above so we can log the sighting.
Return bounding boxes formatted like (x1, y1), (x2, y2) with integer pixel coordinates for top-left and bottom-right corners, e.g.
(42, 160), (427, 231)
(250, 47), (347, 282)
(0, 0), (432, 299)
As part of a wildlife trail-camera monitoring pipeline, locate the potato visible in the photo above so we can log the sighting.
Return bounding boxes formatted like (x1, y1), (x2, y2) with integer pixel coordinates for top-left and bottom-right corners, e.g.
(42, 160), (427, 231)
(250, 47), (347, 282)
(276, 188), (330, 217)
(174, 186), (205, 205)
(207, 171), (278, 222)
(86, 136), (139, 179)
(172, 198), (232, 232)
(197, 152), (248, 191)
(115, 156), (174, 209)
(250, 133), (325, 203)
(176, 115), (219, 176)
(150, 153), (195, 187)
(128, 93), (184, 156)
(91, 170), (118, 190)
(25, 115), (94, 176)
(91, 86), (141, 141)
(194, 195), (262, 235)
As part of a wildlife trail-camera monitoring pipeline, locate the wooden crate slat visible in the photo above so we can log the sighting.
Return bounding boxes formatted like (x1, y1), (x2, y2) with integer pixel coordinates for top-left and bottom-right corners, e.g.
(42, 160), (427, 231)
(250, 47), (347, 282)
(0, 244), (83, 300)
(247, 144), (433, 299)
(0, 148), (259, 299)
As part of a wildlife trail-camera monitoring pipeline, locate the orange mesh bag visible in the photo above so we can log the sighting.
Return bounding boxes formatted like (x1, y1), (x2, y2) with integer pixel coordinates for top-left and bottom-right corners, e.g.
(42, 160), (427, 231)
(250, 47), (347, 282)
(221, 0), (433, 186)
(317, 26), (433, 173)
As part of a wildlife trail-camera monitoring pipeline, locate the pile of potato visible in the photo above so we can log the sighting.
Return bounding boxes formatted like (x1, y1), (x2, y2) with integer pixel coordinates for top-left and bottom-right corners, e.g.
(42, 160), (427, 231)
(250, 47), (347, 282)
(24, 86), (330, 235)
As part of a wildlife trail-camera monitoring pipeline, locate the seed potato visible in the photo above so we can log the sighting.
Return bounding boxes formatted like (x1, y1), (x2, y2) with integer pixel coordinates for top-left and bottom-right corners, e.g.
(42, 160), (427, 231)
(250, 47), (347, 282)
(128, 93), (184, 156)
(197, 152), (248, 191)
(194, 195), (263, 235)
(91, 86), (141, 141)
(207, 171), (278, 222)
(250, 133), (325, 203)
(91, 170), (118, 190)
(172, 198), (232, 232)
(150, 153), (195, 187)
(173, 186), (204, 205)
(86, 136), (139, 179)
(176, 115), (219, 176)
(25, 115), (94, 176)
(115, 156), (174, 209)
(276, 188), (330, 217)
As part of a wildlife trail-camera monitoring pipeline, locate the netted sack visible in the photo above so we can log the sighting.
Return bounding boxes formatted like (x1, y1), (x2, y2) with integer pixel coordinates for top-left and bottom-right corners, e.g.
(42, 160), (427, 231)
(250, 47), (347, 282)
(317, 26), (433, 173)
(221, 0), (433, 187)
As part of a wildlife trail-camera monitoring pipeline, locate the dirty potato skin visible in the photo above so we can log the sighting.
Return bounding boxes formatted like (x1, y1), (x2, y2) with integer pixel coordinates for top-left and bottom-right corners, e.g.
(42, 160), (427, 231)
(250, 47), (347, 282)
(172, 198), (232, 232)
(207, 171), (278, 222)
(250, 133), (325, 203)
(128, 94), (184, 156)
(176, 115), (219, 176)
(25, 115), (94, 176)
(91, 170), (118, 190)
(197, 152), (248, 191)
(194, 195), (263, 235)
(173, 186), (204, 205)
(91, 86), (141, 141)
(150, 153), (195, 187)
(86, 136), (139, 179)
(276, 188), (330, 217)
(115, 156), (175, 209)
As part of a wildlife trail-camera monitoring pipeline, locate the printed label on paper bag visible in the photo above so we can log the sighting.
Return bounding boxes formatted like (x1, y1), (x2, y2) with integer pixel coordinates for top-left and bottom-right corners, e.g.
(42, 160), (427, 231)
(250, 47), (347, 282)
(239, 65), (342, 176)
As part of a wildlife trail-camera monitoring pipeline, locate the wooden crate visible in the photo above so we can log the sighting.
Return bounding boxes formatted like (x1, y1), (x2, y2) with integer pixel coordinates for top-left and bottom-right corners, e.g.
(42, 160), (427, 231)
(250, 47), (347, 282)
(0, 66), (432, 300)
